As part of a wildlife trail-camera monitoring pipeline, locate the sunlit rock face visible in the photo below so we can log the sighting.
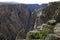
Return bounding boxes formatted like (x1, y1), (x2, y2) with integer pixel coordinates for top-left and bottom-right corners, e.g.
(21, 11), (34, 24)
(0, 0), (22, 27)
(0, 4), (37, 40)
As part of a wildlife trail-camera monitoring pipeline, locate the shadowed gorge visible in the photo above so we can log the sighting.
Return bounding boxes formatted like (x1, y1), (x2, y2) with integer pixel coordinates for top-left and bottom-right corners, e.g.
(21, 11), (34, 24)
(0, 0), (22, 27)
(0, 4), (37, 40)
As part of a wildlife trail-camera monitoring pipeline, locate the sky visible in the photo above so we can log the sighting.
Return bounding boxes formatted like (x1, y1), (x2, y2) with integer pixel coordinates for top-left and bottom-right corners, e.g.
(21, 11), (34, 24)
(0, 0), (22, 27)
(0, 0), (59, 4)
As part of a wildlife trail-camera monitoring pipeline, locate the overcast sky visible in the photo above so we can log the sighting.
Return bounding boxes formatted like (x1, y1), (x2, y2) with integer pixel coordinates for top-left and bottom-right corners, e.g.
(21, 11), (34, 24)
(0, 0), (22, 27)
(0, 0), (59, 4)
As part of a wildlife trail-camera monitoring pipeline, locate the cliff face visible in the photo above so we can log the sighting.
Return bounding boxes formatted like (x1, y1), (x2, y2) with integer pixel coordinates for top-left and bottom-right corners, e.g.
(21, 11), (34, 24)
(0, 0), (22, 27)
(35, 2), (60, 27)
(0, 4), (37, 40)
(41, 2), (60, 23)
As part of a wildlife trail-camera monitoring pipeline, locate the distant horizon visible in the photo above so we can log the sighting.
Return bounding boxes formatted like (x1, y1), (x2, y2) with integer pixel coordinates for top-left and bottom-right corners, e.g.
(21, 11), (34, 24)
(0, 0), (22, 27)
(0, 0), (59, 4)
(0, 1), (59, 5)
(0, 2), (48, 5)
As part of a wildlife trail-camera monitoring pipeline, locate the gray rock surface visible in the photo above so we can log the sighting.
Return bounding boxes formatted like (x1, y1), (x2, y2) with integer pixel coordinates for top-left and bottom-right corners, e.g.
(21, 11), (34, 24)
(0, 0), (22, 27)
(47, 20), (56, 25)
(45, 34), (57, 40)
(54, 23), (60, 38)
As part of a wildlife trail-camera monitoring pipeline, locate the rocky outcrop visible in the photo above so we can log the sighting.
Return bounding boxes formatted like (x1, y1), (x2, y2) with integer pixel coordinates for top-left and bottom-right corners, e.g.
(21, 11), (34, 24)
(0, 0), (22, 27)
(34, 2), (60, 30)
(27, 2), (60, 40)
(45, 23), (60, 40)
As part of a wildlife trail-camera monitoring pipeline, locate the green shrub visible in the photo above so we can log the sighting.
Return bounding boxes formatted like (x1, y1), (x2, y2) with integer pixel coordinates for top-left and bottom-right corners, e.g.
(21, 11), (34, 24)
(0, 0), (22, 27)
(26, 27), (53, 40)
(39, 28), (52, 39)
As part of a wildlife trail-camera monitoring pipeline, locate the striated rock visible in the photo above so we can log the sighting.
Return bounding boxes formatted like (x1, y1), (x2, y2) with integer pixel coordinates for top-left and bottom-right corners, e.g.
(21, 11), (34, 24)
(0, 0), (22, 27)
(0, 4), (36, 40)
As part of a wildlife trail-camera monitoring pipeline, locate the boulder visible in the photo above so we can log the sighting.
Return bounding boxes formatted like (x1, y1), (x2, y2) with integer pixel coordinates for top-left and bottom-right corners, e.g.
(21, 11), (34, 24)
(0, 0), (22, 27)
(47, 20), (56, 25)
